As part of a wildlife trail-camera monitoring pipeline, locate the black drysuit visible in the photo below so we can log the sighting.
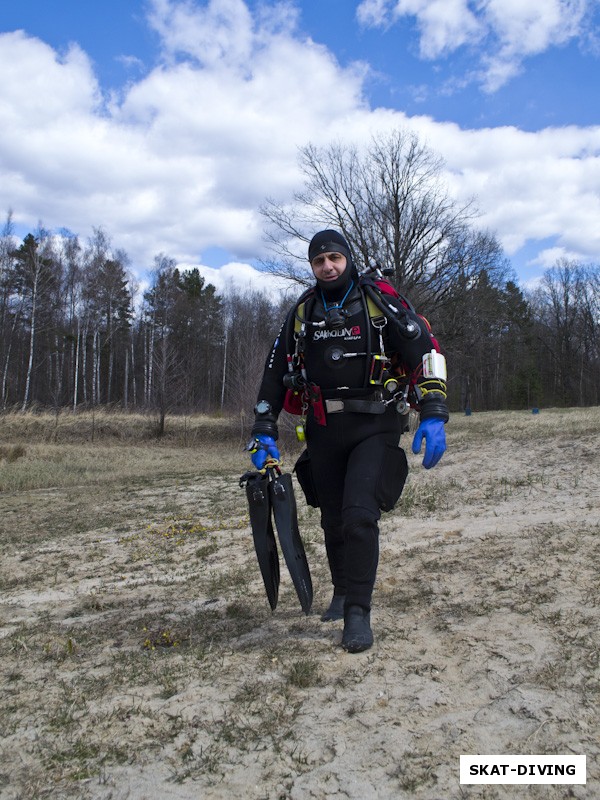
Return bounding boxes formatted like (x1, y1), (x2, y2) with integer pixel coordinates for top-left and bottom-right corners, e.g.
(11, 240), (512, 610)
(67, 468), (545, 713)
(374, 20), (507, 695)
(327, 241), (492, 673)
(255, 280), (443, 610)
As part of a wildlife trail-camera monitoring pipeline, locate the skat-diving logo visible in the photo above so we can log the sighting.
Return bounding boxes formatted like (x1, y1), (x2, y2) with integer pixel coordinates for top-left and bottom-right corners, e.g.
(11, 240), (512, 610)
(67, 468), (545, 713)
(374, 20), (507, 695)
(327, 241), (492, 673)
(313, 326), (361, 341)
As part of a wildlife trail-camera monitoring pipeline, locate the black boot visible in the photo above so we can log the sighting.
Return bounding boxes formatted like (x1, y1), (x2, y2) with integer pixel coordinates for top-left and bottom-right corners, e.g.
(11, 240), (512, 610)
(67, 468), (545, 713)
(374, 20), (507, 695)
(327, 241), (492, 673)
(320, 594), (346, 622)
(341, 605), (373, 653)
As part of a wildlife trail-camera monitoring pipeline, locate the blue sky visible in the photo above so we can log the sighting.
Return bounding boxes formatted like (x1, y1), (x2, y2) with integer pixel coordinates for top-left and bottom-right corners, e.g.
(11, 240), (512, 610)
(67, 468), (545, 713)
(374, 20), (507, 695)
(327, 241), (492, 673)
(1, 0), (599, 292)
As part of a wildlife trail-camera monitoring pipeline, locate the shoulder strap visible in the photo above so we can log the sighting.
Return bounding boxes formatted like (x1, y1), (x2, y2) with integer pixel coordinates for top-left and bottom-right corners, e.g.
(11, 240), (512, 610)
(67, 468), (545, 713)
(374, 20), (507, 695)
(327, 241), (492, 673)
(294, 302), (304, 334)
(285, 288), (316, 354)
(292, 288), (315, 334)
(365, 292), (385, 323)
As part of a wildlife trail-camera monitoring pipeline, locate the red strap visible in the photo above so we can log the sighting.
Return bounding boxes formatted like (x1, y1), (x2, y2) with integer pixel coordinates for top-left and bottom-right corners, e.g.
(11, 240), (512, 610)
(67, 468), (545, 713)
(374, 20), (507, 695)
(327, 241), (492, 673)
(374, 279), (399, 297)
(311, 385), (326, 426)
(283, 389), (303, 415)
(283, 386), (327, 426)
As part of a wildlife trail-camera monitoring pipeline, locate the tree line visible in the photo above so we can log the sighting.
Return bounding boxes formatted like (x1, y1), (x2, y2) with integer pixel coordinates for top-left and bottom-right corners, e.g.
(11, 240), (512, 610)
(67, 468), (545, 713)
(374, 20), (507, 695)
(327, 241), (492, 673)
(1, 130), (599, 419)
(0, 218), (288, 421)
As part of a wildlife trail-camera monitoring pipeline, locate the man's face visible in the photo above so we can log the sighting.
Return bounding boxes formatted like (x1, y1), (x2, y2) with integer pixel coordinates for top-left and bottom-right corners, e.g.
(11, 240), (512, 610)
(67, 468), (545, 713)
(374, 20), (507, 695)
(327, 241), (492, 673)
(310, 251), (347, 282)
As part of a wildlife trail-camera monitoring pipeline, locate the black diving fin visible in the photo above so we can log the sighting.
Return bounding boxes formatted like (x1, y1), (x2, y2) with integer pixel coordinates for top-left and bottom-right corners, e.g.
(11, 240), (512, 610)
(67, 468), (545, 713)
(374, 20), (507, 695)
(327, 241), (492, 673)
(242, 471), (280, 611)
(240, 468), (313, 614)
(269, 472), (313, 615)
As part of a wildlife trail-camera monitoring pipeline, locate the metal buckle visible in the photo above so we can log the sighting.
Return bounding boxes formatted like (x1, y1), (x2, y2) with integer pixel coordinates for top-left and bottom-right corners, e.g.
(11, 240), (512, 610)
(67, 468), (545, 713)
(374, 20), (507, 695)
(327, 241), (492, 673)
(325, 399), (344, 413)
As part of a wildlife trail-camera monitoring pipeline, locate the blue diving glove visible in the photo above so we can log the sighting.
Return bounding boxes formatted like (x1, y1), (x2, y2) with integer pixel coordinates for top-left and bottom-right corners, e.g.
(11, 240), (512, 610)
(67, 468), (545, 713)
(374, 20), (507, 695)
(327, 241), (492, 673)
(411, 417), (446, 469)
(248, 434), (281, 470)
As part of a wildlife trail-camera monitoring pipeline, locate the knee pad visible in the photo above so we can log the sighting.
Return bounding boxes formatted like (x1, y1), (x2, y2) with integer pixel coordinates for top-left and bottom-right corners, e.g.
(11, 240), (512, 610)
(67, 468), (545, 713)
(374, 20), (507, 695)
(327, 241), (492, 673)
(342, 506), (378, 532)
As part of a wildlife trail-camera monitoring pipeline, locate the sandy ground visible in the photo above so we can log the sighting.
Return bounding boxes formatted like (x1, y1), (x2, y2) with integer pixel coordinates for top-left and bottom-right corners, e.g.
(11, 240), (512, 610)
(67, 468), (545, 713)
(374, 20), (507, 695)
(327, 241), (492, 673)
(0, 411), (599, 799)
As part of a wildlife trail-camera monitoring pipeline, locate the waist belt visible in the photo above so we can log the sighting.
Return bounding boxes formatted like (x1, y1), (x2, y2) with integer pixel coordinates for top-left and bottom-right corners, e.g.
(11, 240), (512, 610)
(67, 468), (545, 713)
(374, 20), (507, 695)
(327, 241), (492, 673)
(325, 398), (386, 415)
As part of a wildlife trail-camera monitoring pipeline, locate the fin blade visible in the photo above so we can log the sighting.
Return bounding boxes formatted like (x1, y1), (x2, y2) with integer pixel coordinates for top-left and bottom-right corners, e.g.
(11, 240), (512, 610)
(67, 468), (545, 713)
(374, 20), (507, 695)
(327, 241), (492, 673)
(269, 473), (313, 614)
(245, 474), (280, 610)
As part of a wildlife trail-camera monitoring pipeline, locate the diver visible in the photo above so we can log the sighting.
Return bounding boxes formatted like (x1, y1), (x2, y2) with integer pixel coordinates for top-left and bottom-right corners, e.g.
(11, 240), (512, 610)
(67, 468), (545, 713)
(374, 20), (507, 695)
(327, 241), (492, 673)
(247, 230), (448, 653)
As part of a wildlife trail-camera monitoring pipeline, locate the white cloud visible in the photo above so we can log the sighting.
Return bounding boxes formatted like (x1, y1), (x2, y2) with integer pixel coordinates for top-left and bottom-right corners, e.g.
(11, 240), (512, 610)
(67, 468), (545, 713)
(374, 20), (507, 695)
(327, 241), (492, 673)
(357, 0), (596, 91)
(182, 260), (291, 297)
(0, 31), (101, 117)
(0, 3), (366, 274)
(355, 0), (388, 27)
(0, 0), (599, 296)
(409, 0), (483, 58)
(482, 0), (585, 55)
(403, 117), (600, 259)
(148, 0), (255, 68)
(357, 0), (483, 56)
(478, 0), (590, 91)
(531, 246), (574, 269)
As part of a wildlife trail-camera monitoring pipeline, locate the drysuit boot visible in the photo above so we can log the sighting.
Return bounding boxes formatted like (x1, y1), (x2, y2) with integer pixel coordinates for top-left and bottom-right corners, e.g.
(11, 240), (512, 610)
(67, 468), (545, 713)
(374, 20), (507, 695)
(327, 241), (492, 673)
(342, 605), (373, 653)
(320, 593), (346, 622)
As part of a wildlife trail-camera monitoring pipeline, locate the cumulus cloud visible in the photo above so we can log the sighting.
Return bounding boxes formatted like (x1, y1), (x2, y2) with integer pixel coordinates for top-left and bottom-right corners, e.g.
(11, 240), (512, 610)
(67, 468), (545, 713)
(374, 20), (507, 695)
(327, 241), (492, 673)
(358, 0), (483, 58)
(0, 0), (599, 292)
(357, 0), (596, 91)
(147, 0), (255, 67)
(183, 260), (291, 298)
(403, 116), (600, 261)
(0, 0), (367, 273)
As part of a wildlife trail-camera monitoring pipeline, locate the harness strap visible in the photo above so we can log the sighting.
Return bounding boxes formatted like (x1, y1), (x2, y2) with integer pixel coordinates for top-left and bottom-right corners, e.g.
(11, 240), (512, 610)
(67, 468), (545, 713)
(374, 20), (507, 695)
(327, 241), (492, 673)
(294, 302), (305, 334)
(366, 293), (386, 326)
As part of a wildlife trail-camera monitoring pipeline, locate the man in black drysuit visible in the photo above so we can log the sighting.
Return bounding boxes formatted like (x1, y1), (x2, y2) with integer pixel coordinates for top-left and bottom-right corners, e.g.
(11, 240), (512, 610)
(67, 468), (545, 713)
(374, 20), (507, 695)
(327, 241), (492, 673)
(247, 230), (448, 652)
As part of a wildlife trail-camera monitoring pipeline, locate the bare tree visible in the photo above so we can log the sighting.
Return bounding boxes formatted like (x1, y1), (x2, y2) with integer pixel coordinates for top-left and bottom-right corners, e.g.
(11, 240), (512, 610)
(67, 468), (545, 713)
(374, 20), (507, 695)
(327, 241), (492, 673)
(221, 289), (285, 415)
(261, 129), (502, 309)
(530, 260), (600, 406)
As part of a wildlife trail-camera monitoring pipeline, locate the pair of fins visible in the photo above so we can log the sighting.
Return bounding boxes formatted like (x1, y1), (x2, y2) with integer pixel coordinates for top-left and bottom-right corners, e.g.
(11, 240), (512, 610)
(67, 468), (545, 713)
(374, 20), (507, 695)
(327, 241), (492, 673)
(240, 468), (313, 614)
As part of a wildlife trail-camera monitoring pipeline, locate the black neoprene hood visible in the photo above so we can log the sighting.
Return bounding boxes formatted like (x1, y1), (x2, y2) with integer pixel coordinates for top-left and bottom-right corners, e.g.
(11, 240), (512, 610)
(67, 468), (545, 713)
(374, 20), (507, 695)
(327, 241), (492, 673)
(308, 229), (351, 264)
(307, 229), (361, 297)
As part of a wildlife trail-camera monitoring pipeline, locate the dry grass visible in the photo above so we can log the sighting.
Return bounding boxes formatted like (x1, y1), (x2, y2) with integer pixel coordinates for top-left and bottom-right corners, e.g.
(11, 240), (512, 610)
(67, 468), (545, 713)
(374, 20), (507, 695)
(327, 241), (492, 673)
(447, 404), (600, 442)
(0, 407), (599, 799)
(0, 440), (245, 494)
(0, 407), (245, 445)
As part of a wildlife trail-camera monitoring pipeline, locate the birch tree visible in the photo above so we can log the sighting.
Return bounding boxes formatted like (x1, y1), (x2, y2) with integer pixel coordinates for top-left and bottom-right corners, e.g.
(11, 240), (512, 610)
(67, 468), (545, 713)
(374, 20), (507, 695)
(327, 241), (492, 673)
(0, 213), (19, 407)
(12, 230), (59, 410)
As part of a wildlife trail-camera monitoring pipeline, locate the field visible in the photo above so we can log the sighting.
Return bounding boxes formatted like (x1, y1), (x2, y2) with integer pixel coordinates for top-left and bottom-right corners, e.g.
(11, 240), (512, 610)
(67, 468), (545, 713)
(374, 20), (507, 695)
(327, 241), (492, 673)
(0, 408), (599, 800)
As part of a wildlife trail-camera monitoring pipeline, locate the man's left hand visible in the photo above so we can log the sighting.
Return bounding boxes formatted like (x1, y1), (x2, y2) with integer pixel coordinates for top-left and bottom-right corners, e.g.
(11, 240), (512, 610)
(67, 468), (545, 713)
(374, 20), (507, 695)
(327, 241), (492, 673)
(411, 417), (446, 469)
